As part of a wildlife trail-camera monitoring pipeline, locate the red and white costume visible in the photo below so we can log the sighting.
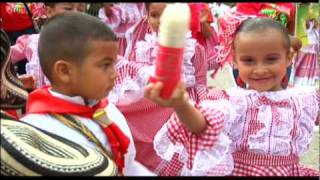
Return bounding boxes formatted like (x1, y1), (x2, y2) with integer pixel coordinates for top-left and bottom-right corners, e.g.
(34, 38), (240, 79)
(188, 3), (220, 74)
(20, 87), (154, 176)
(98, 3), (146, 56)
(226, 87), (320, 176)
(154, 86), (320, 176)
(109, 18), (211, 174)
(154, 89), (234, 176)
(10, 34), (50, 88)
(292, 22), (320, 88)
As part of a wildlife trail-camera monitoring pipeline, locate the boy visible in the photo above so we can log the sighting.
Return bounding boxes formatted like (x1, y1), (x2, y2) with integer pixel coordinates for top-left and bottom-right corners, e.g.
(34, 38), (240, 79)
(10, 3), (88, 90)
(1, 29), (117, 176)
(20, 12), (153, 176)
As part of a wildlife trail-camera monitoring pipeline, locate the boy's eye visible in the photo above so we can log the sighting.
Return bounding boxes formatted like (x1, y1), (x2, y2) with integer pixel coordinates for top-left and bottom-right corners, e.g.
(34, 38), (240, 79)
(64, 7), (73, 11)
(150, 12), (159, 18)
(102, 63), (110, 67)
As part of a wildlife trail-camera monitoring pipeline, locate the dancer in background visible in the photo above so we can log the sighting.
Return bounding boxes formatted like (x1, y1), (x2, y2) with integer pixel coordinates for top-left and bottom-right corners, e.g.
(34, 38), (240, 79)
(292, 17), (319, 88)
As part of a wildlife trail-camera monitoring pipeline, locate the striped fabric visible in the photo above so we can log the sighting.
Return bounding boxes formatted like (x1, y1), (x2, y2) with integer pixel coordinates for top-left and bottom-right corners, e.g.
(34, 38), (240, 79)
(232, 151), (319, 176)
(293, 44), (320, 88)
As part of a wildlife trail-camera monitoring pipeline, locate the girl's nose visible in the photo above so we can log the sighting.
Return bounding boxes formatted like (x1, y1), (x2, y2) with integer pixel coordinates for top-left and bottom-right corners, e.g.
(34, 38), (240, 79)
(253, 66), (268, 75)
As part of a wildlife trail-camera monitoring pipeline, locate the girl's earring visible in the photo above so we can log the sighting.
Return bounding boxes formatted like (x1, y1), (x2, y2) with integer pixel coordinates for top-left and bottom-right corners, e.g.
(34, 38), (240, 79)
(236, 76), (246, 88)
(281, 75), (289, 88)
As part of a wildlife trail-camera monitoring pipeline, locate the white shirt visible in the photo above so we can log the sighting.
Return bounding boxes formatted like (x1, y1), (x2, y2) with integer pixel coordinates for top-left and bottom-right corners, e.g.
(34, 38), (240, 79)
(21, 89), (155, 176)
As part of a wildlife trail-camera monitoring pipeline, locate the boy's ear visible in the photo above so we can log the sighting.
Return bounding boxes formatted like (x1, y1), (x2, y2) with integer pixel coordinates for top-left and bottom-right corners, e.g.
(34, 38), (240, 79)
(53, 60), (74, 84)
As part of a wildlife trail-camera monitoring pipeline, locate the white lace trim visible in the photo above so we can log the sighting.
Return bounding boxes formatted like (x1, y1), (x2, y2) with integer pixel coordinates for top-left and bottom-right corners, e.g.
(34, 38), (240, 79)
(108, 64), (154, 105)
(226, 86), (319, 155)
(118, 3), (144, 25)
(25, 34), (50, 88)
(98, 8), (120, 30)
(154, 124), (233, 176)
(200, 99), (237, 133)
(227, 86), (317, 102)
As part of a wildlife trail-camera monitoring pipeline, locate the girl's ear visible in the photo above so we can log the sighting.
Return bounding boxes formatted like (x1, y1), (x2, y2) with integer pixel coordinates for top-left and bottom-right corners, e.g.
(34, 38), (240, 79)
(53, 60), (74, 84)
(287, 50), (294, 67)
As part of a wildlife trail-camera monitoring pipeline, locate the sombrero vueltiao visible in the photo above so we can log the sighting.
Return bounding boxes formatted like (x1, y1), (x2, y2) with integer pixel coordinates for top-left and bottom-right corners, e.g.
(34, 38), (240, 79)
(1, 111), (117, 176)
(0, 29), (28, 110)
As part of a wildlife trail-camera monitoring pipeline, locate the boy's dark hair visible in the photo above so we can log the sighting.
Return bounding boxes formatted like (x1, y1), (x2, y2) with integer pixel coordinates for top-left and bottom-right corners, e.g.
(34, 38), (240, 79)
(38, 11), (117, 82)
(235, 18), (291, 54)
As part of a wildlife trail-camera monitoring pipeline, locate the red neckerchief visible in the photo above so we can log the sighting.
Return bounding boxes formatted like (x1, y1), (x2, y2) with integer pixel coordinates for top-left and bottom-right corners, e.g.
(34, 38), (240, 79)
(26, 87), (130, 175)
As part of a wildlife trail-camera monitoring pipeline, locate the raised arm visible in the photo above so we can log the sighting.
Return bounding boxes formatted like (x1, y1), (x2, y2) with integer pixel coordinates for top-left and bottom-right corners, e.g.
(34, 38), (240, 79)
(144, 81), (206, 133)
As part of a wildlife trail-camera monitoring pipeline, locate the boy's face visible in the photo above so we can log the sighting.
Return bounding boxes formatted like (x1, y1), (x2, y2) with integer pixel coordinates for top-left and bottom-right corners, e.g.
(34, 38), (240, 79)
(148, 3), (167, 33)
(71, 40), (118, 101)
(233, 28), (290, 92)
(46, 3), (87, 18)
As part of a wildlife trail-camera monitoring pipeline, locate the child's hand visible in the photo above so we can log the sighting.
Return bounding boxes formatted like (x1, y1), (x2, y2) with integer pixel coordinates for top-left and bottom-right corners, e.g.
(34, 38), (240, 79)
(144, 81), (189, 109)
(18, 74), (36, 90)
(103, 3), (113, 17)
(200, 9), (209, 23)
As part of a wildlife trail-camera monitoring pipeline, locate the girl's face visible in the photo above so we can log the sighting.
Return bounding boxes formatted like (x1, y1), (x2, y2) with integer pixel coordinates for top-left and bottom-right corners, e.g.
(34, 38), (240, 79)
(46, 3), (87, 18)
(147, 3), (167, 33)
(233, 28), (291, 92)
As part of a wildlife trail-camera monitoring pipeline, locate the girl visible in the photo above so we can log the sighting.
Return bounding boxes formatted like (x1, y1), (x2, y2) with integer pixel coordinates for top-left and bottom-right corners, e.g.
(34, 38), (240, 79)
(233, 3), (302, 88)
(149, 15), (320, 176)
(98, 3), (146, 56)
(188, 3), (220, 75)
(109, 3), (216, 175)
(9, 3), (87, 89)
(292, 17), (319, 88)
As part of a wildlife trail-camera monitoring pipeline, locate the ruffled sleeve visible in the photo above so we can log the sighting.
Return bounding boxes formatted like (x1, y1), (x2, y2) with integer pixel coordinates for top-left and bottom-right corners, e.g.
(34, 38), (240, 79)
(10, 35), (30, 64)
(204, 27), (221, 72)
(98, 4), (144, 38)
(108, 57), (153, 105)
(296, 88), (320, 155)
(153, 92), (235, 175)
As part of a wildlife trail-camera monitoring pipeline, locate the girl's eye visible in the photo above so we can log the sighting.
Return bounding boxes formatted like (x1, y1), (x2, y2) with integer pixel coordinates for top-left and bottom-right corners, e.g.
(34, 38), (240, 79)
(240, 58), (254, 64)
(266, 57), (279, 63)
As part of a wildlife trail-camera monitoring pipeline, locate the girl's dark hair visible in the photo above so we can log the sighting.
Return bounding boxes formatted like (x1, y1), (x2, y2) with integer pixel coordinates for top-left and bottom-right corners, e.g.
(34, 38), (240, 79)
(44, 3), (57, 8)
(235, 18), (291, 54)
